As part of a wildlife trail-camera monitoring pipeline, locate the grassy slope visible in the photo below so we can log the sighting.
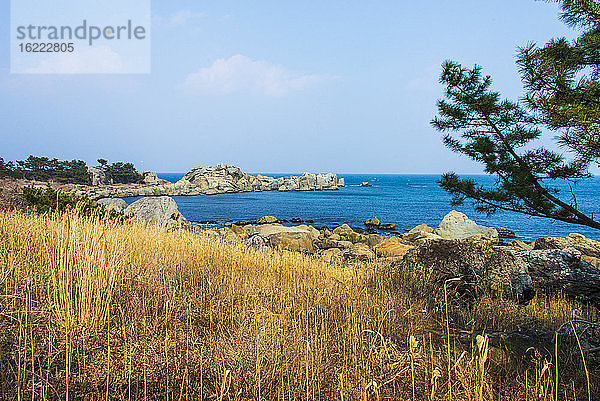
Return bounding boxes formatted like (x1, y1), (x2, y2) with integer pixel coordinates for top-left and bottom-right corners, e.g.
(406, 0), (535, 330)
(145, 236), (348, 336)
(0, 211), (597, 400)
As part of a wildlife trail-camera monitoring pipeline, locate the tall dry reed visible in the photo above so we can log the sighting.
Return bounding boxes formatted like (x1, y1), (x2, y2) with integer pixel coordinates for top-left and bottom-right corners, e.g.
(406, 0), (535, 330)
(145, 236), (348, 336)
(0, 210), (597, 400)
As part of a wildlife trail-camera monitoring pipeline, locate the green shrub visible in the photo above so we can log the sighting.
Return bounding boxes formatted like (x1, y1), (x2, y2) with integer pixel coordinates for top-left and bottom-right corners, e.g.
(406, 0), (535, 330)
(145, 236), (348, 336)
(22, 185), (126, 221)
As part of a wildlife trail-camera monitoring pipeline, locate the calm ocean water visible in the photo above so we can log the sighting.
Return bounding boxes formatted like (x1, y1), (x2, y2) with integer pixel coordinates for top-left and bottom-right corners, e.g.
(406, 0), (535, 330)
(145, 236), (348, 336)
(128, 173), (600, 242)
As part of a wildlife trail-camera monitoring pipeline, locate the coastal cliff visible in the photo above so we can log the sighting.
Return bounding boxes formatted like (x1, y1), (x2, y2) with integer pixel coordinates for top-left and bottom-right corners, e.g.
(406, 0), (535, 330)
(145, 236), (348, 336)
(73, 163), (344, 200)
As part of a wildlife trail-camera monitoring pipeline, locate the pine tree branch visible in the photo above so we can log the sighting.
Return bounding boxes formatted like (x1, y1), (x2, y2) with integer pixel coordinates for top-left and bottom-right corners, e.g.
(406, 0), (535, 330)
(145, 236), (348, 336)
(482, 114), (600, 229)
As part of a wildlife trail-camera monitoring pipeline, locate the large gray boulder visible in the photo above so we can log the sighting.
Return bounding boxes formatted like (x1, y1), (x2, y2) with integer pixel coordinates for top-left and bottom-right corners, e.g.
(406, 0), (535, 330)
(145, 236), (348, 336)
(97, 198), (127, 213)
(434, 210), (498, 241)
(395, 239), (535, 304)
(124, 196), (187, 228)
(510, 247), (600, 307)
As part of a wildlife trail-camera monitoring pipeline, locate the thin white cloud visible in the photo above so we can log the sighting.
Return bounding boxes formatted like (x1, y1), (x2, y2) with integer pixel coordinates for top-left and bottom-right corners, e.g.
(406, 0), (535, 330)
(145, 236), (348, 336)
(407, 64), (443, 92)
(183, 55), (330, 97)
(153, 9), (204, 27)
(25, 46), (124, 74)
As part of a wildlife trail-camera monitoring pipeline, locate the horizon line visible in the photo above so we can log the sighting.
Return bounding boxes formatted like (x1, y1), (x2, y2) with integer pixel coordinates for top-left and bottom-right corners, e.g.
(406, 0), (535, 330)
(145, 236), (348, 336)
(157, 171), (600, 177)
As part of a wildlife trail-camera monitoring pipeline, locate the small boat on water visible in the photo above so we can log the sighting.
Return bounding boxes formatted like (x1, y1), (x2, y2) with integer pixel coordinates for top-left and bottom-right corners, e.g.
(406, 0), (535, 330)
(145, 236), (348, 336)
(360, 182), (372, 187)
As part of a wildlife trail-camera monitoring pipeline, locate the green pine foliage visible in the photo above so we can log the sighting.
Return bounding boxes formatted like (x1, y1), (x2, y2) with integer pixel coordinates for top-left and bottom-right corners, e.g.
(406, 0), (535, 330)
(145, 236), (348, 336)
(103, 161), (143, 184)
(0, 157), (16, 178)
(519, 0), (600, 165)
(11, 155), (89, 184)
(432, 0), (600, 230)
(1, 155), (144, 185)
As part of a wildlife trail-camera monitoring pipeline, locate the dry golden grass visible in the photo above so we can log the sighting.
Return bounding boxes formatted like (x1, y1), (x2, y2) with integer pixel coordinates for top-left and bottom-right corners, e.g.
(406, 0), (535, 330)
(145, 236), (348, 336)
(0, 210), (597, 400)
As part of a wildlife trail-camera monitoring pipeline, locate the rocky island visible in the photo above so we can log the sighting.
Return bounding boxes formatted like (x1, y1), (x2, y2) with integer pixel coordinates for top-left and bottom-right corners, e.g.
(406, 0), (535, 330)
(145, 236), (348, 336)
(74, 163), (344, 200)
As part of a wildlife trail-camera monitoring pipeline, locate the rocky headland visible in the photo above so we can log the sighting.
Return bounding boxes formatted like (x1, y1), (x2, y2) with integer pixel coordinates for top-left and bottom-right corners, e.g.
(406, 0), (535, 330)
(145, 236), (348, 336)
(73, 163), (344, 200)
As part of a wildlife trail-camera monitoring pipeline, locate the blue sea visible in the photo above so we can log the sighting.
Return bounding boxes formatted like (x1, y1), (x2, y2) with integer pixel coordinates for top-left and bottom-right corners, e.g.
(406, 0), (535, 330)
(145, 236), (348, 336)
(127, 173), (600, 242)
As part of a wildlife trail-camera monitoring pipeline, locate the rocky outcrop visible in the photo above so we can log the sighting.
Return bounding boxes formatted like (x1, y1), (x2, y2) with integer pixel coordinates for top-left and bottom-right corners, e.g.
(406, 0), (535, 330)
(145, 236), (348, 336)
(204, 208), (600, 309)
(365, 218), (380, 227)
(74, 163), (342, 199)
(391, 231), (600, 307)
(143, 171), (169, 185)
(87, 166), (105, 186)
(316, 173), (338, 190)
(395, 240), (535, 303)
(124, 196), (187, 228)
(511, 247), (600, 307)
(97, 198), (127, 213)
(533, 233), (600, 268)
(199, 207), (599, 308)
(434, 210), (498, 241)
(183, 165), (340, 193)
(182, 164), (254, 193)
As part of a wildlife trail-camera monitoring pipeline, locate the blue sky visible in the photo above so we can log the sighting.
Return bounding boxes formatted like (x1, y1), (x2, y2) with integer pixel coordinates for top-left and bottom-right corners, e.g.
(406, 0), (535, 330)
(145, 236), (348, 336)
(1, 0), (589, 174)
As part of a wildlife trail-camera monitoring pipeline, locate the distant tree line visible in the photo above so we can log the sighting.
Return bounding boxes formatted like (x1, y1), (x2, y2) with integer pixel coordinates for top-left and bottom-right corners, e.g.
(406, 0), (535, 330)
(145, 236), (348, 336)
(0, 156), (88, 183)
(0, 155), (144, 185)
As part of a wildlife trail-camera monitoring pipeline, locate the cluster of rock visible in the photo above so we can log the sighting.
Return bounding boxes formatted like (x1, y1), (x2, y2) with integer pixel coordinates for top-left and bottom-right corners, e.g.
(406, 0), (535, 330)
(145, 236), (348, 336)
(181, 164), (341, 194)
(214, 209), (600, 308)
(364, 217), (396, 231)
(77, 164), (344, 199)
(94, 195), (600, 308)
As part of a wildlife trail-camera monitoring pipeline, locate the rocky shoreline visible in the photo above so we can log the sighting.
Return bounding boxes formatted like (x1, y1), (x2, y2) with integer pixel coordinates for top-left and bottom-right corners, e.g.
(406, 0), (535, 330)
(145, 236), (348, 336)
(117, 196), (600, 309)
(73, 163), (344, 200)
